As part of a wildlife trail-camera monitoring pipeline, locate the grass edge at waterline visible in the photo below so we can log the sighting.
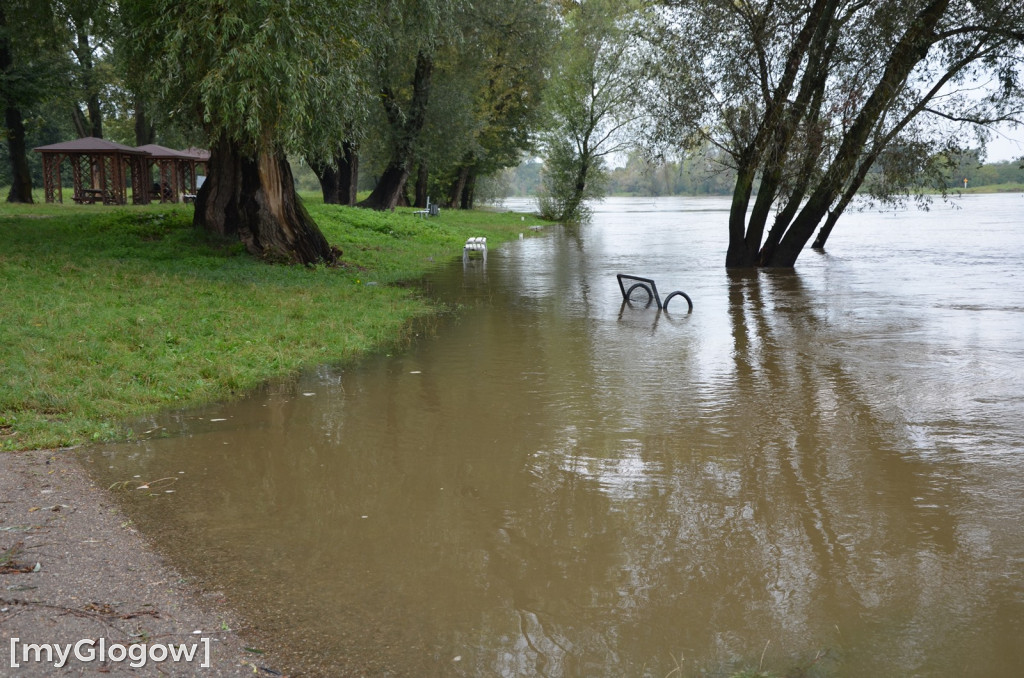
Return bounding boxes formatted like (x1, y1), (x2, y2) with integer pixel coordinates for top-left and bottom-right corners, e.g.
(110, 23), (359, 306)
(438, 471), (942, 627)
(0, 198), (549, 452)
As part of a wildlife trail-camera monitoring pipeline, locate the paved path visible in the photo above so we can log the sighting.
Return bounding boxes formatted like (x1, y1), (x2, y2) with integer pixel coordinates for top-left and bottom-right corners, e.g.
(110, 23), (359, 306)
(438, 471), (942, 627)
(0, 449), (287, 676)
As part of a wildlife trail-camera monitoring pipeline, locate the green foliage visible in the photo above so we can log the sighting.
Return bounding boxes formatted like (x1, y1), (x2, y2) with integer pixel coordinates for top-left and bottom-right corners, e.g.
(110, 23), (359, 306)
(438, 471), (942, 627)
(537, 137), (607, 221)
(120, 0), (365, 152)
(0, 200), (546, 451)
(536, 0), (639, 221)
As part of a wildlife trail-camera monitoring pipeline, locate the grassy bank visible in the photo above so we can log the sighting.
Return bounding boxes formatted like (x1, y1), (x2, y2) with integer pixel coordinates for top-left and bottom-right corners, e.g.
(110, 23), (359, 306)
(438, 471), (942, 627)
(0, 197), (546, 451)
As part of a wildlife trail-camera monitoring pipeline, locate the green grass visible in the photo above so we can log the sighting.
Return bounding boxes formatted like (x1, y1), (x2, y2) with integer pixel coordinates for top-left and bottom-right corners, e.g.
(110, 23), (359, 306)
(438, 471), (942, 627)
(0, 196), (547, 451)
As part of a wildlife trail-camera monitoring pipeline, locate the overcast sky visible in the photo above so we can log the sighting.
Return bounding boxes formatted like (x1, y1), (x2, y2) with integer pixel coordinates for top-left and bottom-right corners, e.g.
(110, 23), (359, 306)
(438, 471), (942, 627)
(985, 125), (1024, 161)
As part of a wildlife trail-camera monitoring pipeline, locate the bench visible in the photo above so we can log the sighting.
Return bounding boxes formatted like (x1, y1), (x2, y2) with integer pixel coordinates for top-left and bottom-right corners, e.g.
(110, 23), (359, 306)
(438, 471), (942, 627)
(617, 273), (693, 313)
(463, 236), (487, 263)
(414, 197), (441, 218)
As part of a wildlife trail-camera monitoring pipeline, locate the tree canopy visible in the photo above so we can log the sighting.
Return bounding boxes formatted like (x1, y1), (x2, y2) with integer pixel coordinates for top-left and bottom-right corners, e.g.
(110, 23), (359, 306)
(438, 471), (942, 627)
(4, 0), (1024, 268)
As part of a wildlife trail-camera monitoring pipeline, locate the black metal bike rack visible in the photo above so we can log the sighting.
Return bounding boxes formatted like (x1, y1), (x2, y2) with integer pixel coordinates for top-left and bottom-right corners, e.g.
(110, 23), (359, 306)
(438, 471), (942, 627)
(616, 274), (693, 313)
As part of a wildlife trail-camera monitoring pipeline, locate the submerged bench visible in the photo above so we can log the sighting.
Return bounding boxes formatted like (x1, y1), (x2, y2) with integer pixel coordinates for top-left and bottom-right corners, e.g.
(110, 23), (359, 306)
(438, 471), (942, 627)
(463, 237), (487, 263)
(617, 273), (693, 313)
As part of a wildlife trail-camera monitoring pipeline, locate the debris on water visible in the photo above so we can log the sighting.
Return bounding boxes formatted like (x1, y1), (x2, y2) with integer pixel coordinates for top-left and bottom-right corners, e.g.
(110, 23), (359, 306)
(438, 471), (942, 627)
(110, 477), (179, 492)
(210, 418), (227, 422)
(409, 371), (422, 374)
(302, 392), (315, 396)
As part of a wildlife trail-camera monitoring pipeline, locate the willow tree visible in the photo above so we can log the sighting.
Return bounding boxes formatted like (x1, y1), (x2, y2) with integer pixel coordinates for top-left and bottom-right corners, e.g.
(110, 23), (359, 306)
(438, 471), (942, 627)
(120, 0), (365, 264)
(648, 0), (1024, 268)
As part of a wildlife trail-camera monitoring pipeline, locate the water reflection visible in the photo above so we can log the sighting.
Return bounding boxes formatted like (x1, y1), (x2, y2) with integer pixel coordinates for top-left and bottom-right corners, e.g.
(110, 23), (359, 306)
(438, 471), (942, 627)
(86, 196), (1024, 677)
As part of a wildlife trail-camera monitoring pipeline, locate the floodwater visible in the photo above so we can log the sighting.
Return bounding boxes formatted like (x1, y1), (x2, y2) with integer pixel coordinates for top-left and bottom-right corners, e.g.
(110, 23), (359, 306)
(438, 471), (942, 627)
(86, 194), (1024, 677)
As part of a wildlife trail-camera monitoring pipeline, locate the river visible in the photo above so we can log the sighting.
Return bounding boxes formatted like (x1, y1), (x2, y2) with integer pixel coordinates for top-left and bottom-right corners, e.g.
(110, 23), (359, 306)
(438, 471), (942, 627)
(87, 194), (1024, 677)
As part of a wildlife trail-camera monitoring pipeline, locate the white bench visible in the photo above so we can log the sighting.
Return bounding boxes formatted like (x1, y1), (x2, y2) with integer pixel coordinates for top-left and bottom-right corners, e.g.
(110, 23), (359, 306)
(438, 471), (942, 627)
(463, 236), (487, 263)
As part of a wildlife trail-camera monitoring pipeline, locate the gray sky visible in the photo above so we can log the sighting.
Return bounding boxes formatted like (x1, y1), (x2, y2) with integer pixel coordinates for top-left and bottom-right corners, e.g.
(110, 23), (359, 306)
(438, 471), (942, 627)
(985, 126), (1024, 161)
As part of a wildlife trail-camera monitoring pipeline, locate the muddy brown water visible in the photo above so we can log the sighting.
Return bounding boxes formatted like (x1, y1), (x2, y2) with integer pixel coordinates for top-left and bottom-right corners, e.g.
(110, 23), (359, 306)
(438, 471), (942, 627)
(86, 195), (1024, 677)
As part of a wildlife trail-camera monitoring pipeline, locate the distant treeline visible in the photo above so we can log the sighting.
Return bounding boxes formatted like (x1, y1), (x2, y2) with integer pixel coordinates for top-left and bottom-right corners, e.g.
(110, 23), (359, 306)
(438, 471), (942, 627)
(502, 150), (1024, 198)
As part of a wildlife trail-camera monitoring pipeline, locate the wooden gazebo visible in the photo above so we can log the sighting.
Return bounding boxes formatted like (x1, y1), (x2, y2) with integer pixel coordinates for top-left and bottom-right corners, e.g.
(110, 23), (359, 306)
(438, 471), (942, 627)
(34, 137), (151, 205)
(137, 143), (191, 203)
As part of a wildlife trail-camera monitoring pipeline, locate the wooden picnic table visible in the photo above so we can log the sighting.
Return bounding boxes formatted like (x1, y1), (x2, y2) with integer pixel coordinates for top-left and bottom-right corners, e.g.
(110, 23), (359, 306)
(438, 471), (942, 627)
(73, 188), (105, 204)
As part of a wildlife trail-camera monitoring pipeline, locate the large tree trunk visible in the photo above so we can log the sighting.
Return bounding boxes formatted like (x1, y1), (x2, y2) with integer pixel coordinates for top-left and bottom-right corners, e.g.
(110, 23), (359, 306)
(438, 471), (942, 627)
(763, 0), (948, 268)
(196, 134), (339, 265)
(338, 142), (358, 206)
(360, 163), (409, 210)
(4, 104), (32, 203)
(725, 159), (758, 268)
(0, 4), (32, 204)
(134, 98), (156, 146)
(310, 159), (341, 204)
(727, 0), (949, 269)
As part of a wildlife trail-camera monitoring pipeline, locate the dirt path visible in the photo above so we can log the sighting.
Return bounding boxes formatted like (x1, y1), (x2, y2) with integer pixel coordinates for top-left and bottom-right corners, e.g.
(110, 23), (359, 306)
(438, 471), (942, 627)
(0, 448), (288, 676)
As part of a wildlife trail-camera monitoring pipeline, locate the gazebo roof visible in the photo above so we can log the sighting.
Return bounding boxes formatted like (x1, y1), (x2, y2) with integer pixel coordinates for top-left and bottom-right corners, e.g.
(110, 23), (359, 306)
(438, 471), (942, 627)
(180, 146), (211, 161)
(34, 136), (150, 156)
(136, 143), (191, 159)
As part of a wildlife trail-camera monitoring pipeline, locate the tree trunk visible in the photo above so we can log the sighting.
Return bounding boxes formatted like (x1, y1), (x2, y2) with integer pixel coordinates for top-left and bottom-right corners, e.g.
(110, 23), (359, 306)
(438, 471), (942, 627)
(0, 5), (32, 203)
(72, 105), (88, 138)
(359, 163), (409, 210)
(310, 142), (358, 205)
(414, 162), (428, 208)
(358, 51), (433, 210)
(4, 104), (32, 203)
(338, 142), (358, 206)
(558, 154), (591, 222)
(134, 98), (156, 146)
(765, 0), (948, 268)
(811, 210), (840, 250)
(447, 165), (469, 208)
(461, 170), (476, 210)
(310, 159), (341, 204)
(725, 161), (758, 268)
(196, 134), (339, 265)
(73, 27), (102, 138)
